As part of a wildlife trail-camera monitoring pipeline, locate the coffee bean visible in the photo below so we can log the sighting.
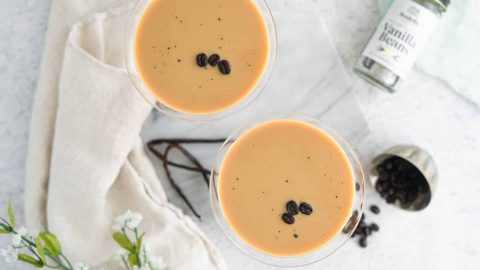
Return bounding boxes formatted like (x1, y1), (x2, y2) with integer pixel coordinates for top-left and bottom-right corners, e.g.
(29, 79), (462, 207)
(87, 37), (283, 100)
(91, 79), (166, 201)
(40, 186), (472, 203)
(299, 202), (313, 215)
(365, 226), (372, 236)
(207, 54), (220, 66)
(359, 237), (367, 248)
(375, 181), (384, 193)
(281, 213), (295, 225)
(370, 223), (379, 232)
(385, 161), (393, 171)
(286, 200), (299, 215)
(218, 60), (231, 75)
(196, 53), (207, 67)
(379, 171), (389, 181)
(386, 195), (396, 204)
(370, 205), (380, 214)
(376, 164), (385, 173)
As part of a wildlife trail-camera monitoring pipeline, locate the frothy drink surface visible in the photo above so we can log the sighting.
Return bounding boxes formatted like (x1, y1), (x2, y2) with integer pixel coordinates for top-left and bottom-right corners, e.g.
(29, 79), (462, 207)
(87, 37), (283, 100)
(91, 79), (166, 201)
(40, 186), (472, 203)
(134, 0), (270, 114)
(219, 120), (355, 256)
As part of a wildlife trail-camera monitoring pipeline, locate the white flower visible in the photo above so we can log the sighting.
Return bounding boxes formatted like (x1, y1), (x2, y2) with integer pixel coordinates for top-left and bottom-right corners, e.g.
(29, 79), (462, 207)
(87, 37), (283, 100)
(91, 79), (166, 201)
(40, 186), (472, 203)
(0, 246), (18, 263)
(11, 226), (28, 246)
(26, 229), (39, 241)
(113, 210), (143, 231)
(149, 256), (167, 270)
(72, 262), (89, 270)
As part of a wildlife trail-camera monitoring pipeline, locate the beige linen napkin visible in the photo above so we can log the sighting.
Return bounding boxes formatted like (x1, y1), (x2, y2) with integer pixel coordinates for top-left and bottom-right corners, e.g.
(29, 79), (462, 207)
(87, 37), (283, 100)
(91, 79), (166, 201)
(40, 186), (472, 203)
(25, 0), (226, 269)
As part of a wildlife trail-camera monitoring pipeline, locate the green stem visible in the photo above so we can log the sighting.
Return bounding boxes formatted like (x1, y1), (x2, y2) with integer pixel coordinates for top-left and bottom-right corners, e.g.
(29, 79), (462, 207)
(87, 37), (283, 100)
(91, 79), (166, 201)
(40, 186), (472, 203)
(121, 255), (131, 270)
(59, 253), (73, 269)
(134, 228), (142, 267)
(9, 228), (72, 270)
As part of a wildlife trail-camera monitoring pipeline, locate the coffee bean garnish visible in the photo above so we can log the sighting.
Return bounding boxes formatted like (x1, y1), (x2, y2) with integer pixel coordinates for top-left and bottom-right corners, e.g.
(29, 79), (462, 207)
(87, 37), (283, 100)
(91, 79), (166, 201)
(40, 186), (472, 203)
(370, 205), (380, 214)
(208, 54), (220, 66)
(293, 234), (298, 238)
(299, 202), (313, 215)
(281, 213), (295, 225)
(286, 200), (299, 215)
(196, 53), (207, 67)
(218, 60), (231, 75)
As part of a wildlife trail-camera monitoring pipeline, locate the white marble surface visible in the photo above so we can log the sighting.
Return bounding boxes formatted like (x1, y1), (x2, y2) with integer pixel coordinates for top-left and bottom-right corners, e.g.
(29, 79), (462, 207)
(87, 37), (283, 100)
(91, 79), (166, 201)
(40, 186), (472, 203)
(1, 0), (480, 269)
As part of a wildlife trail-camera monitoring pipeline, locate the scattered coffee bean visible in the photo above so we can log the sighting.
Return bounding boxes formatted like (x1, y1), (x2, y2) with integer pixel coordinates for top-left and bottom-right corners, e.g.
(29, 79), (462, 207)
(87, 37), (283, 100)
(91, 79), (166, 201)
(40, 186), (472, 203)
(370, 205), (380, 214)
(218, 60), (231, 75)
(286, 200), (299, 215)
(347, 208), (381, 248)
(208, 54), (220, 66)
(196, 53), (207, 67)
(298, 202), (313, 215)
(281, 213), (295, 225)
(370, 223), (379, 232)
(359, 237), (367, 248)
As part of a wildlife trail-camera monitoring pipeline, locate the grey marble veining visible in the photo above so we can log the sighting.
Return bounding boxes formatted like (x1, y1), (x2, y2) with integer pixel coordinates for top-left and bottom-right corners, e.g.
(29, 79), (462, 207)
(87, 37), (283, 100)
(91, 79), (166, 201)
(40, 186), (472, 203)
(1, 0), (480, 269)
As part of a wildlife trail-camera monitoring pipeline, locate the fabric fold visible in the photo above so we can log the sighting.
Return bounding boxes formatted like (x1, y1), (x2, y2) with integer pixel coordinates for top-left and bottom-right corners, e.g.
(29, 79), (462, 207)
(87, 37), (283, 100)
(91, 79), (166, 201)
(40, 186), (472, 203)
(26, 1), (226, 269)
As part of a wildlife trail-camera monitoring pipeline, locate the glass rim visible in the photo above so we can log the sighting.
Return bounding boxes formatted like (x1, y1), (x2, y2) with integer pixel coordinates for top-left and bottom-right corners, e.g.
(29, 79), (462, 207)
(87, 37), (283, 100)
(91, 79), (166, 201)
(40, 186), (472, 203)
(209, 112), (365, 267)
(124, 0), (278, 121)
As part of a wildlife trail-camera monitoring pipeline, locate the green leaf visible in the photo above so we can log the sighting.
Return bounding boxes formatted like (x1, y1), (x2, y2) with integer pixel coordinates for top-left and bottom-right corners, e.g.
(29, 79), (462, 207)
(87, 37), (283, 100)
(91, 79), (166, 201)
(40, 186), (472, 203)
(128, 252), (138, 267)
(18, 254), (44, 268)
(39, 233), (62, 256)
(0, 228), (9, 234)
(36, 236), (46, 263)
(113, 232), (134, 252)
(8, 203), (15, 228)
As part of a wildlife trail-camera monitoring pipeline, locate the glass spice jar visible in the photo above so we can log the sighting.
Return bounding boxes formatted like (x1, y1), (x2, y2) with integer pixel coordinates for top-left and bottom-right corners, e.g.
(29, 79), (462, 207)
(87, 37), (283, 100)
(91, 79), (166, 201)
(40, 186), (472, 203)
(353, 0), (449, 92)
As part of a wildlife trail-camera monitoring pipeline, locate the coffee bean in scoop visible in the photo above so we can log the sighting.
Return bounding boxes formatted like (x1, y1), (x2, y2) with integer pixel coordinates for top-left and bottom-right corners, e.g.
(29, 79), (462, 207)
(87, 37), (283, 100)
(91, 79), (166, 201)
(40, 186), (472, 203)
(374, 156), (429, 207)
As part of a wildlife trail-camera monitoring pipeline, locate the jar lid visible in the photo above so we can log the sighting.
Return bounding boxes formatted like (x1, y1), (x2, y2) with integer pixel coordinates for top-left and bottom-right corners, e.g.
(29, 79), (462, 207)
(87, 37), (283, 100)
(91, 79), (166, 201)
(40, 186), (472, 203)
(437, 0), (450, 9)
(368, 145), (438, 211)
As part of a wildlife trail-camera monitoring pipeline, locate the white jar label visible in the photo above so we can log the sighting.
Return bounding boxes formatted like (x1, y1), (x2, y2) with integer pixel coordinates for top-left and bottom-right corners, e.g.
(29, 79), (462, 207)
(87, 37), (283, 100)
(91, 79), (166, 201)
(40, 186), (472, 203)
(361, 0), (439, 78)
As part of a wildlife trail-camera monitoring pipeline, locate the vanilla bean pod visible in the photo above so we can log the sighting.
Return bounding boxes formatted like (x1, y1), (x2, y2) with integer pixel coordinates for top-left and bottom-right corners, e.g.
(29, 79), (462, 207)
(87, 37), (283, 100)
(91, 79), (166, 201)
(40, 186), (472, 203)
(147, 138), (225, 219)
